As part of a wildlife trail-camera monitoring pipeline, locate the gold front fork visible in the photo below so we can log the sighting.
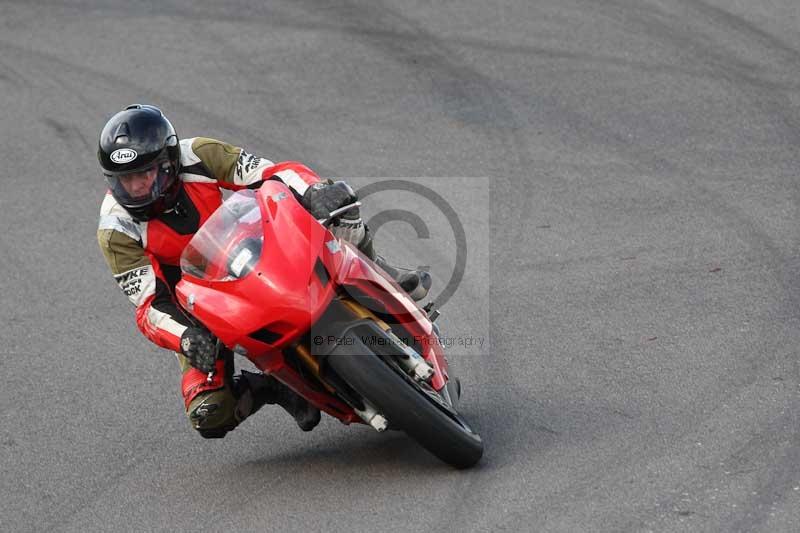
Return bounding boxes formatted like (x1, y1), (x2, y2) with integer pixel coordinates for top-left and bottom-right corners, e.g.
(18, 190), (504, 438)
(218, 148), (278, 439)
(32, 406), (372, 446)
(338, 297), (391, 331)
(290, 297), (389, 392)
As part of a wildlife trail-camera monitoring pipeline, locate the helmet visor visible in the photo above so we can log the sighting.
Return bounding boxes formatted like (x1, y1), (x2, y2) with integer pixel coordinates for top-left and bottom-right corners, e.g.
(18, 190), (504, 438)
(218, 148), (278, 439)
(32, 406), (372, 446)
(105, 162), (176, 209)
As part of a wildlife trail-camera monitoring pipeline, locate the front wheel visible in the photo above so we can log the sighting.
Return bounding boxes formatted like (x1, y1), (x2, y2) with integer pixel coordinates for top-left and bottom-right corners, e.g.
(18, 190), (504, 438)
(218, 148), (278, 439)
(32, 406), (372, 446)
(326, 334), (483, 469)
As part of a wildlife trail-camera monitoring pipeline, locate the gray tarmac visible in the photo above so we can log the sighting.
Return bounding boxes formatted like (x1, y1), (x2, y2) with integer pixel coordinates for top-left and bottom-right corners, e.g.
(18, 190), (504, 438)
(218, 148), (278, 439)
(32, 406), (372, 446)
(1, 1), (800, 531)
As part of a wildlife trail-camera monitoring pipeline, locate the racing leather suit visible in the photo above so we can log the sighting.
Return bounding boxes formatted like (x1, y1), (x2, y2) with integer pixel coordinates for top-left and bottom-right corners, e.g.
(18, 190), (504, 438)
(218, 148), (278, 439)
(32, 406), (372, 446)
(97, 137), (364, 436)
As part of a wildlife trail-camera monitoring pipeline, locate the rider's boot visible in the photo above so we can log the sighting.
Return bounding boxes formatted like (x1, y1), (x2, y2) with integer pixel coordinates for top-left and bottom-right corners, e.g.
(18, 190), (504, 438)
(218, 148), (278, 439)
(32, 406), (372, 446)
(358, 229), (432, 301)
(236, 370), (321, 431)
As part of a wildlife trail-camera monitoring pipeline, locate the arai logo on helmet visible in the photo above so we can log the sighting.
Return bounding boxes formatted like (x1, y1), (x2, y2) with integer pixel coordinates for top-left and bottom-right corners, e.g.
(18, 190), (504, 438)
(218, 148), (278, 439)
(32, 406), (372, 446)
(110, 148), (138, 164)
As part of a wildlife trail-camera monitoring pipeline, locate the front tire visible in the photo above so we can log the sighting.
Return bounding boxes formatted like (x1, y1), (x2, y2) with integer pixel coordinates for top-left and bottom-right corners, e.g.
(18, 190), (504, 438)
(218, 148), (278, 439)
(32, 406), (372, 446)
(326, 334), (483, 469)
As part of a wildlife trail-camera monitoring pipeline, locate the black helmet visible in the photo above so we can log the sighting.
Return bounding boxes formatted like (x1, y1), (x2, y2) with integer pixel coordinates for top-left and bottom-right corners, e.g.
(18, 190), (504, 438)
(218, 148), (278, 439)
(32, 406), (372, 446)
(98, 104), (181, 221)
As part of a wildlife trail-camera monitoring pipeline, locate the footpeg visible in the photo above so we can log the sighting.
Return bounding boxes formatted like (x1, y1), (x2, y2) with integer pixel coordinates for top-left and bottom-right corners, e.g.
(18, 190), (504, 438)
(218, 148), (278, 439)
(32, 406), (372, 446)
(423, 301), (441, 322)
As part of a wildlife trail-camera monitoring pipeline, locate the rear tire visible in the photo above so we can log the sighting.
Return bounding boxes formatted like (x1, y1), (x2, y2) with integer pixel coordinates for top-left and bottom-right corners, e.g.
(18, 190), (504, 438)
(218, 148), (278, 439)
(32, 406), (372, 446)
(326, 335), (483, 469)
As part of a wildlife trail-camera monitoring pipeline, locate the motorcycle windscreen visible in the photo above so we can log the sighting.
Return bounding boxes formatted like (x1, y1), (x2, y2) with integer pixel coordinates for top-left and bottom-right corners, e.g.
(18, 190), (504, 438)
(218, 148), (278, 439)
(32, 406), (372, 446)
(180, 190), (264, 281)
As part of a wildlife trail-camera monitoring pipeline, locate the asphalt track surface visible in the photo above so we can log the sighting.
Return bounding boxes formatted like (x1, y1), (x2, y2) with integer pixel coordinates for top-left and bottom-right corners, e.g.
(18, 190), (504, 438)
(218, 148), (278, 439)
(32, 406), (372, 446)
(2, 1), (800, 531)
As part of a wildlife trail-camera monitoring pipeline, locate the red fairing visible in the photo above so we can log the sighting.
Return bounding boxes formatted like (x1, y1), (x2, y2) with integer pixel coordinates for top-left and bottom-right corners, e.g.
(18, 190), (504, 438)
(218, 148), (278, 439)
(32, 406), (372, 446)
(131, 169), (319, 353)
(176, 181), (338, 358)
(175, 163), (449, 425)
(181, 359), (226, 408)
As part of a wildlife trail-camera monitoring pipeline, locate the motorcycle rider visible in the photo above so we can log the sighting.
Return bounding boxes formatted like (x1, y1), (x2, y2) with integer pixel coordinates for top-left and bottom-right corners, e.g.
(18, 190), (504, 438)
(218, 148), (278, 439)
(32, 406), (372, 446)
(97, 104), (431, 438)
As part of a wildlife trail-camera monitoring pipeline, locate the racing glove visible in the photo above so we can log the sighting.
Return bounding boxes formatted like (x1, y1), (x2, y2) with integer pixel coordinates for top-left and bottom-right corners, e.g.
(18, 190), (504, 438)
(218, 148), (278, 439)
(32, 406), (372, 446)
(302, 181), (365, 244)
(301, 181), (358, 220)
(180, 327), (218, 373)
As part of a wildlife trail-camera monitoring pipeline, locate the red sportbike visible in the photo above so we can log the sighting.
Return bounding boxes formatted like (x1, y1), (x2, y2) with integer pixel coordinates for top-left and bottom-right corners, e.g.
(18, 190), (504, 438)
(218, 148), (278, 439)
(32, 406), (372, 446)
(176, 162), (483, 468)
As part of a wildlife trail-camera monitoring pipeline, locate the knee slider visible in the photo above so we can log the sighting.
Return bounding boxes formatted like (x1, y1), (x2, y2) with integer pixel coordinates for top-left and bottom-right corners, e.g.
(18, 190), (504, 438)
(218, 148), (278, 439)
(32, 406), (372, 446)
(197, 427), (230, 439)
(187, 389), (237, 433)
